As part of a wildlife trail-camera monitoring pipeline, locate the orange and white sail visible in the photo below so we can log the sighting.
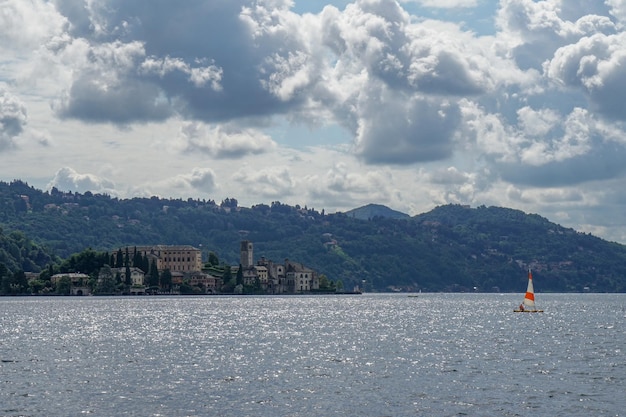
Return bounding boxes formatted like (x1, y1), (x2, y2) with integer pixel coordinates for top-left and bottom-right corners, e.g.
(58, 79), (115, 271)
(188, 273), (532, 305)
(522, 269), (536, 308)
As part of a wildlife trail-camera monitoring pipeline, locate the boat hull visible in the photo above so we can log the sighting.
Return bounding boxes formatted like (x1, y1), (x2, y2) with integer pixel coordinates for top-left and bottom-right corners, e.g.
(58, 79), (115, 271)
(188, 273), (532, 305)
(513, 309), (544, 313)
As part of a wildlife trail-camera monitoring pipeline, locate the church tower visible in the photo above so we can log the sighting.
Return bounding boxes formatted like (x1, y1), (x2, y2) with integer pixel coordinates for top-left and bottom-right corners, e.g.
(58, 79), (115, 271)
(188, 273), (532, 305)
(240, 240), (253, 268)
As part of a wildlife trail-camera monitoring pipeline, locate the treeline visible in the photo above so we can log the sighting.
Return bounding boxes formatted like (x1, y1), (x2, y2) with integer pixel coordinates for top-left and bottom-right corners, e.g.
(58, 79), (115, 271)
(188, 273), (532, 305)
(2, 180), (626, 292)
(1, 246), (188, 296)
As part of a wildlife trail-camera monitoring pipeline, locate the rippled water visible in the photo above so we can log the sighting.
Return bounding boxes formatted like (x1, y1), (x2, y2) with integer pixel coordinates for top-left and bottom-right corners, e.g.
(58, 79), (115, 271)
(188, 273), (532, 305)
(1, 293), (624, 416)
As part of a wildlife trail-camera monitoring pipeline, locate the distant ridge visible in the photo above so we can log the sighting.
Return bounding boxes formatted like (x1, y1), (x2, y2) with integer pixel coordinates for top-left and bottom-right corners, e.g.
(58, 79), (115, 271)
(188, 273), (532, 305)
(2, 180), (626, 292)
(344, 203), (410, 220)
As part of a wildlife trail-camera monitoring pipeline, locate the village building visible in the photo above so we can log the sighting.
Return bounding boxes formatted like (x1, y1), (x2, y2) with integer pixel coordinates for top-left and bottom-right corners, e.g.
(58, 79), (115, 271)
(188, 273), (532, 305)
(51, 272), (89, 286)
(111, 267), (145, 287)
(234, 241), (319, 294)
(52, 273), (92, 296)
(122, 245), (203, 273)
(257, 257), (286, 294)
(188, 270), (222, 294)
(285, 259), (319, 293)
(111, 267), (146, 295)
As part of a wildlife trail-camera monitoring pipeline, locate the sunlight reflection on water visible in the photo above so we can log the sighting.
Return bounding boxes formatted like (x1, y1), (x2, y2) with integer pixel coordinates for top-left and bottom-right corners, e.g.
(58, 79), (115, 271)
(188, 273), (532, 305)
(1, 293), (624, 416)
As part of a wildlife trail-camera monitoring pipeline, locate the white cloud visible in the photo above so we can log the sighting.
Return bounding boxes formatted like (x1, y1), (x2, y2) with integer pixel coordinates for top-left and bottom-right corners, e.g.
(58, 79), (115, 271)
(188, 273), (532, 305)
(401, 0), (477, 8)
(496, 0), (616, 71)
(0, 0), (68, 52)
(140, 56), (223, 90)
(306, 162), (398, 209)
(607, 0), (626, 24)
(546, 31), (626, 120)
(232, 166), (295, 198)
(171, 168), (218, 194)
(177, 122), (277, 158)
(47, 167), (116, 195)
(517, 106), (560, 137)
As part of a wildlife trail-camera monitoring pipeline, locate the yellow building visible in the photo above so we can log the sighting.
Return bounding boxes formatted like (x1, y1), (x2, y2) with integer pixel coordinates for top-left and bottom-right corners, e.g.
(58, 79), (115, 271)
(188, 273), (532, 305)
(124, 245), (203, 272)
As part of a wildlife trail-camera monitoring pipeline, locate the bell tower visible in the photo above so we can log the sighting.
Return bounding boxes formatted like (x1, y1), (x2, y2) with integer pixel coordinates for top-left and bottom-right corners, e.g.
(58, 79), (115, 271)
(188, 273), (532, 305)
(240, 240), (253, 268)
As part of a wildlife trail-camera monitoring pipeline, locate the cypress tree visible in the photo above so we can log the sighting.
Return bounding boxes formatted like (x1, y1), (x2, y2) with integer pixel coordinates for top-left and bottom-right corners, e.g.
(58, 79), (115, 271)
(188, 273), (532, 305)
(148, 259), (159, 287)
(124, 248), (131, 286)
(116, 249), (123, 268)
(236, 264), (244, 286)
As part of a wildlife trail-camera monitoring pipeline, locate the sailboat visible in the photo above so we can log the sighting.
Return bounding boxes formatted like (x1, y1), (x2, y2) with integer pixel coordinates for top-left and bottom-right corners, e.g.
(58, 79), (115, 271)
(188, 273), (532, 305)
(513, 269), (544, 313)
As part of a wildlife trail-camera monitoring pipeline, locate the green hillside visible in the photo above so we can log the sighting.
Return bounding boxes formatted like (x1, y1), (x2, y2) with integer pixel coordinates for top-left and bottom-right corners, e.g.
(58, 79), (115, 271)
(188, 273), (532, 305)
(1, 180), (625, 292)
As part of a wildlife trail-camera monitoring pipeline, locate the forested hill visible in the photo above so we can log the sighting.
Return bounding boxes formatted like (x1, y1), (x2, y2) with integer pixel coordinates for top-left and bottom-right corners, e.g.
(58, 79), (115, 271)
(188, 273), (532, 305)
(2, 179), (626, 292)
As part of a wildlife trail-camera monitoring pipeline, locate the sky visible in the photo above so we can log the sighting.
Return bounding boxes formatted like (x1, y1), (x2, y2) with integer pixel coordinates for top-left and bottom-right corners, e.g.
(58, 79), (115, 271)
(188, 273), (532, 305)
(2, 1), (626, 243)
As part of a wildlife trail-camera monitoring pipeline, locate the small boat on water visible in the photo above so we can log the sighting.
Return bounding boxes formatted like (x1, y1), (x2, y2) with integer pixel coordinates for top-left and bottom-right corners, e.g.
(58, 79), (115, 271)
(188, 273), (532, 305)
(513, 269), (544, 313)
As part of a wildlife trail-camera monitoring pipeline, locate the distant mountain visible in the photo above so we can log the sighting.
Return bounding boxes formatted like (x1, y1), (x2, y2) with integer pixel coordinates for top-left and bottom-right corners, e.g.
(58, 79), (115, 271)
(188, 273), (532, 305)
(1, 179), (626, 292)
(344, 203), (410, 220)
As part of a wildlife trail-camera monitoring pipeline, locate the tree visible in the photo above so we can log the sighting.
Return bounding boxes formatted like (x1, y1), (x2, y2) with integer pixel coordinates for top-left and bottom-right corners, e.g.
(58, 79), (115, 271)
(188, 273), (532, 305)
(208, 251), (219, 266)
(95, 265), (116, 294)
(236, 264), (244, 286)
(142, 255), (150, 274)
(220, 197), (238, 208)
(160, 269), (172, 292)
(0, 262), (11, 295)
(0, 269), (28, 295)
(116, 249), (123, 268)
(56, 276), (72, 295)
(124, 247), (131, 286)
(132, 247), (142, 269)
(221, 265), (234, 292)
(318, 274), (330, 291)
(13, 270), (28, 294)
(179, 281), (194, 294)
(29, 279), (46, 294)
(148, 259), (159, 287)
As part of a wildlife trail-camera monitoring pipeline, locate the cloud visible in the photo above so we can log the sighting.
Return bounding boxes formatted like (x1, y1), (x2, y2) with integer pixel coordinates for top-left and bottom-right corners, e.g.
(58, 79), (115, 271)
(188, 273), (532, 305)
(607, 0), (626, 23)
(140, 56), (223, 90)
(497, 129), (626, 188)
(516, 106), (560, 137)
(354, 89), (461, 164)
(306, 162), (397, 209)
(47, 167), (116, 194)
(232, 166), (295, 198)
(403, 0), (478, 8)
(0, 0), (68, 52)
(0, 88), (27, 150)
(177, 122), (277, 158)
(42, 0), (523, 167)
(422, 166), (492, 204)
(51, 40), (175, 123)
(320, 3), (499, 96)
(546, 32), (626, 121)
(124, 167), (217, 198)
(174, 168), (218, 193)
(427, 166), (472, 185)
(45, 0), (303, 124)
(497, 0), (616, 70)
(312, 2), (522, 165)
(465, 99), (626, 187)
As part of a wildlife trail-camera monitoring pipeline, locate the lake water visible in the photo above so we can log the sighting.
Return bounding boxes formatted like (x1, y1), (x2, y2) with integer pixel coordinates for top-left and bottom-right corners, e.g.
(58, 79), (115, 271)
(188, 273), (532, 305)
(1, 293), (624, 416)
